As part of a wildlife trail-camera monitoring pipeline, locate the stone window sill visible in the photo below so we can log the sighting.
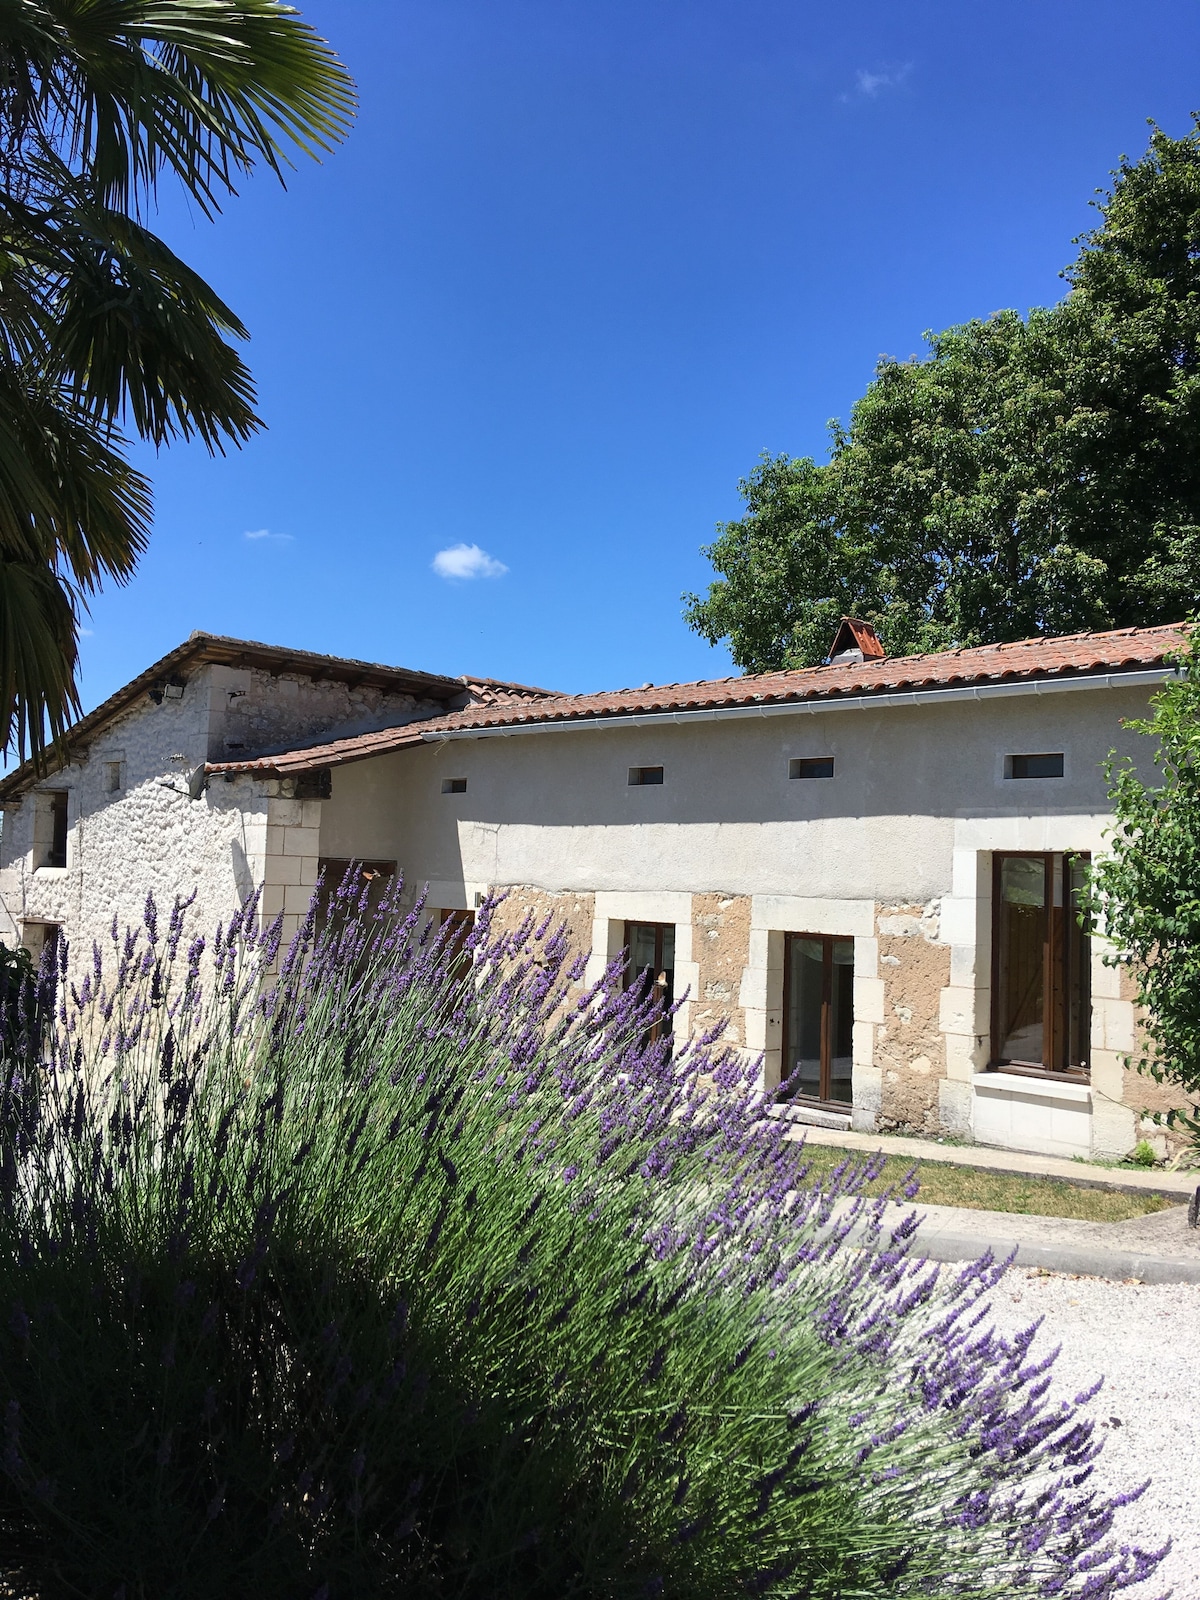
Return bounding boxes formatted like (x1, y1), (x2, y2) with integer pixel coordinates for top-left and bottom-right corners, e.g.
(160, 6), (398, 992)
(973, 1070), (1092, 1105)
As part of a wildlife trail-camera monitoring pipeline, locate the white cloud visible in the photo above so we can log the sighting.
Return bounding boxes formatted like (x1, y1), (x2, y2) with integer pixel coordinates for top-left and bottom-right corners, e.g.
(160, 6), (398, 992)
(431, 543), (508, 581)
(244, 527), (292, 543)
(846, 63), (911, 99)
(79, 627), (94, 637)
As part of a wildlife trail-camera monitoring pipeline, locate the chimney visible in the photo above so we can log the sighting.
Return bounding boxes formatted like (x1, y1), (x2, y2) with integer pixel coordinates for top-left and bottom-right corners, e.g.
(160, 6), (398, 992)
(828, 617), (885, 665)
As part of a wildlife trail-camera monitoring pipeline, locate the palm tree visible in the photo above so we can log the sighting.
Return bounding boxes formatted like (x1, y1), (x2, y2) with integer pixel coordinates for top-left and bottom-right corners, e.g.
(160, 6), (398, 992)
(0, 0), (355, 761)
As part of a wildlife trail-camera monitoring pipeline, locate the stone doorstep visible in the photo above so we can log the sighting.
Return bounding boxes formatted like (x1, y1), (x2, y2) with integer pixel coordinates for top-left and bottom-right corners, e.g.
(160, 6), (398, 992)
(834, 1198), (1200, 1286)
(767, 1103), (852, 1133)
(787, 1123), (1199, 1200)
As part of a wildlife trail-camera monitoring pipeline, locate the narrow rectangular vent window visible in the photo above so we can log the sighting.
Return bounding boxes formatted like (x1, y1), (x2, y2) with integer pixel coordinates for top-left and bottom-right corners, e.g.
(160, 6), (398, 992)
(441, 777), (467, 794)
(790, 757), (834, 780)
(105, 761), (123, 794)
(1006, 753), (1064, 780)
(36, 791), (68, 869)
(628, 766), (664, 786)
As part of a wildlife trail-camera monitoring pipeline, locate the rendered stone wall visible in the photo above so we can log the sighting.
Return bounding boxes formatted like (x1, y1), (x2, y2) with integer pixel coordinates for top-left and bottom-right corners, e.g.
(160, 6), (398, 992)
(0, 673), (264, 963)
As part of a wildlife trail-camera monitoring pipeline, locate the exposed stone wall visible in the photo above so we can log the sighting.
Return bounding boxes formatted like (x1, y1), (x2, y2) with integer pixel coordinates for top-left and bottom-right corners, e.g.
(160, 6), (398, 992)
(691, 892), (751, 1048)
(1112, 962), (1195, 1160)
(209, 664), (443, 761)
(488, 886), (596, 992)
(874, 901), (951, 1134)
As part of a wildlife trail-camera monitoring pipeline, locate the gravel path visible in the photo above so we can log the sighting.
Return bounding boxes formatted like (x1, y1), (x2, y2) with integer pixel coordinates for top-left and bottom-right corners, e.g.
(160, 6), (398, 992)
(984, 1269), (1200, 1598)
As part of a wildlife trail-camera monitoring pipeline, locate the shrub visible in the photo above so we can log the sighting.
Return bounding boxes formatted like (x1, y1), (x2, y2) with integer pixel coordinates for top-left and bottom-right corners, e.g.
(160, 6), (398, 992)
(0, 883), (1166, 1598)
(1088, 622), (1200, 1148)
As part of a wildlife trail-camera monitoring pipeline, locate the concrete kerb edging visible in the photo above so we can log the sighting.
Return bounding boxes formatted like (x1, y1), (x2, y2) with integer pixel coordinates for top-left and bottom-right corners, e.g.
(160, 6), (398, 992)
(840, 1217), (1200, 1284)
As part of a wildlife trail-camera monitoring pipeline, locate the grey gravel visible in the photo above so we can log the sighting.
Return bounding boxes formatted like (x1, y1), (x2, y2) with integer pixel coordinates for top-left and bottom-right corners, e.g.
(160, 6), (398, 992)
(984, 1269), (1200, 1598)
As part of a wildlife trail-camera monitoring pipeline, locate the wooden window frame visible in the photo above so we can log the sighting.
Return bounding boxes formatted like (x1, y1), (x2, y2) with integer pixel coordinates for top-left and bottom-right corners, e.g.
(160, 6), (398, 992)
(989, 851), (1091, 1081)
(780, 932), (854, 1107)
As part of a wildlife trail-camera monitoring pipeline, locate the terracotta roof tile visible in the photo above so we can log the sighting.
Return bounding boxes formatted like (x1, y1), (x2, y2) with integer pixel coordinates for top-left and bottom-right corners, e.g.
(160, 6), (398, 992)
(205, 622), (1188, 779)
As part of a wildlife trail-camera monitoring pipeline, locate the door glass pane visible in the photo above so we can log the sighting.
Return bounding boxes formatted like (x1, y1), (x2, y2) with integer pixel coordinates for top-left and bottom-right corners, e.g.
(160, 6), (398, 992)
(997, 855), (1047, 1064)
(828, 938), (854, 1104)
(785, 937), (824, 1099)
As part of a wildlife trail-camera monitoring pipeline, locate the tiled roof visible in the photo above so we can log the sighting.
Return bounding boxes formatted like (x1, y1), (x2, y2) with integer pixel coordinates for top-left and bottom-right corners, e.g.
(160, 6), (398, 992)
(0, 633), (555, 800)
(205, 623), (1188, 779)
(460, 676), (562, 706)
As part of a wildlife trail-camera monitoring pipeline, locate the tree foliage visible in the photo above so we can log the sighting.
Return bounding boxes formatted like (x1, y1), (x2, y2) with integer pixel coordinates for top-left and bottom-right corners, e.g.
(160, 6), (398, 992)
(0, 1), (355, 760)
(1088, 624), (1200, 1142)
(686, 120), (1200, 673)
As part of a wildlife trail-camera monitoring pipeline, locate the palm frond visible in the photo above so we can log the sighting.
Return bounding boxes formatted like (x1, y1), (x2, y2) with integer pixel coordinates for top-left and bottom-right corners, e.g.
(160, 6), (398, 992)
(0, 358), (152, 587)
(0, 1), (356, 216)
(0, 550), (79, 762)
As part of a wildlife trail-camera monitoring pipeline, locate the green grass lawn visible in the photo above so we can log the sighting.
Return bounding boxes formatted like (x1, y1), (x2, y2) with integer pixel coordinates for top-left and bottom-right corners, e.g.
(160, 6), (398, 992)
(797, 1143), (1180, 1222)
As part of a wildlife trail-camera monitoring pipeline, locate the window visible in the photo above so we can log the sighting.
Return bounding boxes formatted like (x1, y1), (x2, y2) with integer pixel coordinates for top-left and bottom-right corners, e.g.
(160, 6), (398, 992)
(628, 766), (664, 786)
(104, 761), (124, 794)
(35, 791), (68, 869)
(789, 756), (834, 780)
(441, 777), (467, 794)
(1006, 753), (1064, 780)
(623, 921), (675, 1043)
(781, 934), (854, 1105)
(991, 852), (1090, 1076)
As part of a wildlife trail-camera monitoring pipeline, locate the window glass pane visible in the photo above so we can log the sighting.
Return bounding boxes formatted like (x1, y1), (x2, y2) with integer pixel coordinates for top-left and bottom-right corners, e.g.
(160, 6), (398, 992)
(828, 938), (854, 1104)
(997, 855), (1046, 1063)
(661, 925), (675, 972)
(785, 937), (824, 1099)
(1001, 855), (1046, 907)
(627, 924), (656, 975)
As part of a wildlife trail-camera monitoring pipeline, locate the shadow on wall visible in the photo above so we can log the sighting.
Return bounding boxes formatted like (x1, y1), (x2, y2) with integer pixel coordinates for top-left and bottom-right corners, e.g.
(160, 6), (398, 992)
(231, 840), (255, 903)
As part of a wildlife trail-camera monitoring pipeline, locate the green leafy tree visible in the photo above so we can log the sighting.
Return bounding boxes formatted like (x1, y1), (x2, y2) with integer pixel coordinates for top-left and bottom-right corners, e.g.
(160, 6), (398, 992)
(1088, 625), (1200, 1144)
(687, 120), (1200, 673)
(0, 0), (355, 760)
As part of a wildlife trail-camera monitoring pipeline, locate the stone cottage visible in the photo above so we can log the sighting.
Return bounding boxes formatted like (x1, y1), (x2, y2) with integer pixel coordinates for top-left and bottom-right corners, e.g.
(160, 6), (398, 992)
(0, 621), (1187, 1163)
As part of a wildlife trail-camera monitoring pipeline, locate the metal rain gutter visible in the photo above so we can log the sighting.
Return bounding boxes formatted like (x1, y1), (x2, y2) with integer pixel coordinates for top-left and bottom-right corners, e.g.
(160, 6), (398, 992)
(419, 667), (1173, 743)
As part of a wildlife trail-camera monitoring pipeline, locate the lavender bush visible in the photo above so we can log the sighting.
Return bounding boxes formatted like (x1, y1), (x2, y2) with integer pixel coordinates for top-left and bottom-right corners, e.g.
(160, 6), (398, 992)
(0, 879), (1166, 1599)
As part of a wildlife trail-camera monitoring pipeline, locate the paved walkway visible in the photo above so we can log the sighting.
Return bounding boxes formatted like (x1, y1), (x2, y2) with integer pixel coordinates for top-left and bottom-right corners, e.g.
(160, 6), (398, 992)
(785, 1120), (1199, 1197)
(840, 1195), (1200, 1283)
(787, 1123), (1200, 1281)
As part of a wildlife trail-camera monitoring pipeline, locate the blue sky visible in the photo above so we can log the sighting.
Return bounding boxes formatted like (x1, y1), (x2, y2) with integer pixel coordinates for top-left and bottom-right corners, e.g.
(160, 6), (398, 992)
(78, 0), (1200, 706)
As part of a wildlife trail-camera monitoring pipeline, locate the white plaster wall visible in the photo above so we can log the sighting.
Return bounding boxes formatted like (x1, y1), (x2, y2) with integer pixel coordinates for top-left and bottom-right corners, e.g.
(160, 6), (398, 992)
(353, 686), (1155, 905)
(0, 670), (271, 963)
